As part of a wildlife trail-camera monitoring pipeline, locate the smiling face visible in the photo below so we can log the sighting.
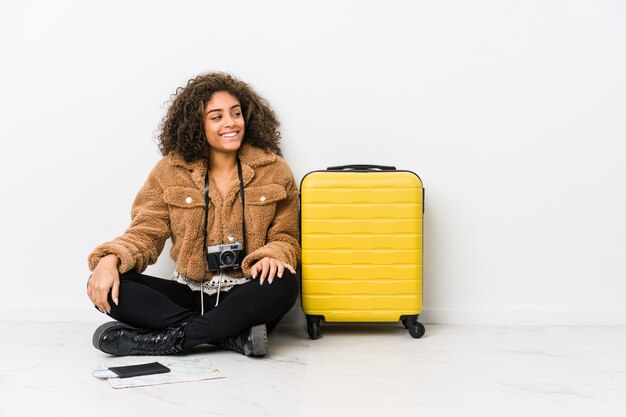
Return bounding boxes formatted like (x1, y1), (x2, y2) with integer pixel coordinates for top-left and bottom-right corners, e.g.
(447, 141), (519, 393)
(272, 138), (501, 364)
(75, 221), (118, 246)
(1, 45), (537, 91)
(203, 91), (245, 157)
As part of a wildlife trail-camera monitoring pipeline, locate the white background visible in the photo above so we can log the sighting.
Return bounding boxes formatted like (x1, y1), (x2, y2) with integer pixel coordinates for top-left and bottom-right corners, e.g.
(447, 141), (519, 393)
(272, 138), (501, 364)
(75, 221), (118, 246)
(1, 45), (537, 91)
(0, 0), (624, 324)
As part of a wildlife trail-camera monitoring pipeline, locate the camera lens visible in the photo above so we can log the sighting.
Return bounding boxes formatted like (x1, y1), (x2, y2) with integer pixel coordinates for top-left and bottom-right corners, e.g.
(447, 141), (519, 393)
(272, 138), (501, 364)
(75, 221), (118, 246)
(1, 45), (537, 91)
(220, 250), (236, 266)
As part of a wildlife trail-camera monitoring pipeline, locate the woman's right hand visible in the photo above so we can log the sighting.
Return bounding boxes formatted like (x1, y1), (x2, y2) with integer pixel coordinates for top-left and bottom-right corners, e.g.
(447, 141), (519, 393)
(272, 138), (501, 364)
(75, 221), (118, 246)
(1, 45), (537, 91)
(87, 254), (120, 314)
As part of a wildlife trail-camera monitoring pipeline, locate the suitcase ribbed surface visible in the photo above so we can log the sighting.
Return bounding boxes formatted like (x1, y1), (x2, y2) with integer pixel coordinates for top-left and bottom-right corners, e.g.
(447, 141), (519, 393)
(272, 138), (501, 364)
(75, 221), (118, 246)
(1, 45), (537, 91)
(300, 171), (423, 322)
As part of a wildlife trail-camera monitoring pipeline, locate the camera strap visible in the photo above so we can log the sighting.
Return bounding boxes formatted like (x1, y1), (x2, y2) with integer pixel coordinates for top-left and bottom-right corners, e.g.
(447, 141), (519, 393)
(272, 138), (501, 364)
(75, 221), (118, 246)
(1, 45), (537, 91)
(203, 157), (247, 273)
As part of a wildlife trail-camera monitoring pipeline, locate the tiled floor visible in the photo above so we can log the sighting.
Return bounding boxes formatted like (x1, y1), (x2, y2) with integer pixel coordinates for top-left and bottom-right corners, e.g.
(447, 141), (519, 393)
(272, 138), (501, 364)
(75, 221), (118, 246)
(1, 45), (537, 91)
(1, 321), (624, 417)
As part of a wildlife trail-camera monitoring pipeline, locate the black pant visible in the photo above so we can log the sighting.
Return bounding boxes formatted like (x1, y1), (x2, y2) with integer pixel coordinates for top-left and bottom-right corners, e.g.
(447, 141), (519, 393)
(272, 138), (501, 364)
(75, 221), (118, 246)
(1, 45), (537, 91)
(105, 270), (299, 349)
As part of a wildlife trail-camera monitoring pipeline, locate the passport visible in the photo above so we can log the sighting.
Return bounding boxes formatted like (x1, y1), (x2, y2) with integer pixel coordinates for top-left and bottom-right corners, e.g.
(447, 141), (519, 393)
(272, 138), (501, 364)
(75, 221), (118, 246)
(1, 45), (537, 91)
(107, 361), (170, 378)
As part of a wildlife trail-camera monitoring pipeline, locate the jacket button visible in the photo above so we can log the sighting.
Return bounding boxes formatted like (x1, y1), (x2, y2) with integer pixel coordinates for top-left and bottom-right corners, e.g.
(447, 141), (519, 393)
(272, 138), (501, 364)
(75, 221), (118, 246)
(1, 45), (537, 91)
(259, 196), (266, 202)
(227, 235), (235, 242)
(185, 197), (193, 204)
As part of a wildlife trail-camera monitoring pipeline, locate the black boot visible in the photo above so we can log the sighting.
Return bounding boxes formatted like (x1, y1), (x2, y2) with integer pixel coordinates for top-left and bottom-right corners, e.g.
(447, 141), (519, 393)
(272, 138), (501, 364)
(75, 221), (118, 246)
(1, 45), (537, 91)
(213, 324), (268, 357)
(93, 321), (186, 356)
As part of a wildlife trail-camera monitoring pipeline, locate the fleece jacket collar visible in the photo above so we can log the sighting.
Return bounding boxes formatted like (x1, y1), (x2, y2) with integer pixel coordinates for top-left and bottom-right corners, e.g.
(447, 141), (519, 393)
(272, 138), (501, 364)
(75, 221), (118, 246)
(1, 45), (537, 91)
(167, 144), (277, 189)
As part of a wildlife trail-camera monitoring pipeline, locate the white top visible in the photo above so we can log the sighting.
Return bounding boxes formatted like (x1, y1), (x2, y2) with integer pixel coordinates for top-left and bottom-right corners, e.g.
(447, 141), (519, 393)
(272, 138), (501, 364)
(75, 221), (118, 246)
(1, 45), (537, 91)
(171, 270), (251, 296)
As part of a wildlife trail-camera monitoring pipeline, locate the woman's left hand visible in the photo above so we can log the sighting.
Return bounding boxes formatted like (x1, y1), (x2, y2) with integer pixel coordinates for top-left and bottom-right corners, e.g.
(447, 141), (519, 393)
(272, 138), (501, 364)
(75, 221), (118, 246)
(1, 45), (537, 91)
(250, 257), (296, 285)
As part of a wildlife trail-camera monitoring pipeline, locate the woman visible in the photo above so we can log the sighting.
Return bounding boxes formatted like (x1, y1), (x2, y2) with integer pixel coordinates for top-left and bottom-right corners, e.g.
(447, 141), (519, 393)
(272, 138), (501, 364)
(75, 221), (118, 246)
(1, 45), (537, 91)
(87, 72), (300, 357)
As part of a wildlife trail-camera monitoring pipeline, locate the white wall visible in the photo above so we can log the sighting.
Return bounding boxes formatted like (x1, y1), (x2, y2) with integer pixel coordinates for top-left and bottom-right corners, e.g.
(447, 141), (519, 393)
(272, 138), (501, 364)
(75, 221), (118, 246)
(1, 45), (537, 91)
(1, 0), (624, 325)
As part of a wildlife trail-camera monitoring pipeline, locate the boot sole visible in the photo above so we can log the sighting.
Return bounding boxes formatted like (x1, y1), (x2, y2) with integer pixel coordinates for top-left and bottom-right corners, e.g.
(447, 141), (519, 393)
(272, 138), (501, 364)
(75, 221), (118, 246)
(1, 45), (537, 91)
(246, 324), (268, 357)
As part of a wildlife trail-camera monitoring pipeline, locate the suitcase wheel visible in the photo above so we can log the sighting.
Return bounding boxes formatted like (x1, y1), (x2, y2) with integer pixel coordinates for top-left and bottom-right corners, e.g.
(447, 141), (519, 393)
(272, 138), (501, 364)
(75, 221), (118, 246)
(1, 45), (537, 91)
(306, 317), (321, 340)
(402, 317), (425, 339)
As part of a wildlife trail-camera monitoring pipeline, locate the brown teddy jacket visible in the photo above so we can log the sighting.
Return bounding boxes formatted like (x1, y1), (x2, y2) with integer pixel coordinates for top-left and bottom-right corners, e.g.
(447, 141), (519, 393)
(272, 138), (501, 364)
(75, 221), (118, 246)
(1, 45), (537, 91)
(88, 144), (301, 281)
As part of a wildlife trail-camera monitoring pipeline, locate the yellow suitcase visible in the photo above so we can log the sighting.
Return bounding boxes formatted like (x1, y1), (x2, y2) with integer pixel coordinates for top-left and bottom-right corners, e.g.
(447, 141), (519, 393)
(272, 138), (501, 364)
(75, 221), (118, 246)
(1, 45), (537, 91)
(300, 165), (425, 339)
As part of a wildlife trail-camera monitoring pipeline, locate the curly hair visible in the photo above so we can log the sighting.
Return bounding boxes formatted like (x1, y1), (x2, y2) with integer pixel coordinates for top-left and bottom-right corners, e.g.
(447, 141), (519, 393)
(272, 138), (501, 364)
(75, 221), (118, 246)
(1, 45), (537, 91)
(158, 72), (282, 163)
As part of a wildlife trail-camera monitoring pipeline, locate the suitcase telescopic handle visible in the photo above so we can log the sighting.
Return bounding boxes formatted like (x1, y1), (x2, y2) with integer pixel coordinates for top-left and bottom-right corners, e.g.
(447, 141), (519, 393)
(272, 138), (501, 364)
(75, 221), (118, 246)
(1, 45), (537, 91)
(326, 164), (397, 171)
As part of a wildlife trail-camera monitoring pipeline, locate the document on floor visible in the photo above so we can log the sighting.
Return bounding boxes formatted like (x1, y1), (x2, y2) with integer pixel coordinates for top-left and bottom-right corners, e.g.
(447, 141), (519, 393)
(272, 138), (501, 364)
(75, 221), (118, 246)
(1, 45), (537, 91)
(95, 356), (226, 389)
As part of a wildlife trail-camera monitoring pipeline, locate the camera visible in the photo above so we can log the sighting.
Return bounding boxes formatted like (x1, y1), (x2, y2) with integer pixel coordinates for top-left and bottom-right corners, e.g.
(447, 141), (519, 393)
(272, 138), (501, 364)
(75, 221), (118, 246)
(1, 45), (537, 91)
(206, 242), (244, 272)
